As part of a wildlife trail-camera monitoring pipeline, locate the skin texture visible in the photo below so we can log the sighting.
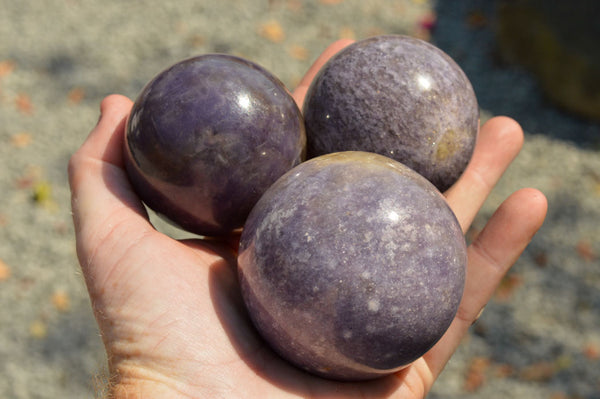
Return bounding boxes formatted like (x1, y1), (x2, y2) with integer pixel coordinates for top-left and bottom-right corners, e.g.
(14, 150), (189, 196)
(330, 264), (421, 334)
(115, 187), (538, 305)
(238, 152), (467, 380)
(68, 40), (547, 398)
(125, 54), (305, 236)
(303, 35), (479, 192)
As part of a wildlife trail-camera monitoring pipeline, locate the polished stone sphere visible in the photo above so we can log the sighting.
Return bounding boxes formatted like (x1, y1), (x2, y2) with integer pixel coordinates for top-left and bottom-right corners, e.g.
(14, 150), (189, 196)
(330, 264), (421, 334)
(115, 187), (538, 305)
(303, 35), (479, 192)
(124, 54), (305, 236)
(238, 151), (467, 381)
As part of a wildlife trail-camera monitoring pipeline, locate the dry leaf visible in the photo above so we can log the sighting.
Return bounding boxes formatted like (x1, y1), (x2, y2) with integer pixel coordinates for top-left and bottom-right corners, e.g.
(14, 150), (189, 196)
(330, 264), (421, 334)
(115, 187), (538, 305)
(15, 175), (35, 189)
(576, 240), (596, 262)
(338, 27), (356, 40)
(32, 180), (58, 211)
(53, 221), (69, 235)
(464, 357), (491, 392)
(19, 276), (36, 291)
(288, 45), (309, 61)
(466, 10), (488, 28)
(0, 60), (15, 78)
(286, 0), (303, 12)
(413, 28), (431, 42)
(0, 259), (10, 281)
(68, 87), (85, 104)
(11, 132), (32, 148)
(534, 251), (548, 267)
(15, 166), (43, 189)
(188, 34), (205, 48)
(519, 361), (557, 382)
(16, 93), (33, 114)
(583, 343), (600, 360)
(495, 273), (523, 301)
(366, 27), (385, 38)
(174, 20), (188, 35)
(52, 290), (71, 312)
(493, 363), (515, 378)
(33, 181), (52, 202)
(259, 20), (285, 43)
(418, 11), (437, 31)
(30, 320), (48, 339)
(554, 354), (572, 371)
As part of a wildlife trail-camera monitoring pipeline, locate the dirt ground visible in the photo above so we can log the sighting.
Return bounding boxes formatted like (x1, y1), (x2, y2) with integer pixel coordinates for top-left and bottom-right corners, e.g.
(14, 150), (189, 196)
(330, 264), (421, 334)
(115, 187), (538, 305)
(0, 1), (599, 398)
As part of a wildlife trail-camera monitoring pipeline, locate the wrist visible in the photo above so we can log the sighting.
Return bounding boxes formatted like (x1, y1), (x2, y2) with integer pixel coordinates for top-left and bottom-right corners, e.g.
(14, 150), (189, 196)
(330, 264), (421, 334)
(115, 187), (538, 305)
(109, 379), (178, 399)
(100, 365), (190, 399)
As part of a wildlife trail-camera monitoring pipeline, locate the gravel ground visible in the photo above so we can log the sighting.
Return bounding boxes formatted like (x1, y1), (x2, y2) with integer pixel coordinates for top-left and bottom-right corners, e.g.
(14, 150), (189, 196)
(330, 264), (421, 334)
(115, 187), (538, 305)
(0, 1), (599, 398)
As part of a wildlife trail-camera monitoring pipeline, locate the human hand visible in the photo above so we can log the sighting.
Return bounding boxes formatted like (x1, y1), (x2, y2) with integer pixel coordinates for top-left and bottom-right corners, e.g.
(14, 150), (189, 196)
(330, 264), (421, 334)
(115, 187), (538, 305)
(68, 40), (547, 399)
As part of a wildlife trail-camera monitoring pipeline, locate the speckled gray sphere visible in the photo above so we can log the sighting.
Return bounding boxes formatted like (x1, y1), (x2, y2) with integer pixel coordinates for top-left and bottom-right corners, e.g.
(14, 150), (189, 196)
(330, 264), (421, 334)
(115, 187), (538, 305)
(303, 35), (479, 192)
(124, 54), (305, 236)
(238, 152), (467, 381)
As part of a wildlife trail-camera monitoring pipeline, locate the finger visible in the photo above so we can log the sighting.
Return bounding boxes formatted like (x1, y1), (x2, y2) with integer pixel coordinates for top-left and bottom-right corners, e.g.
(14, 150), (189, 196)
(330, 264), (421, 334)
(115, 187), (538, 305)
(424, 187), (548, 377)
(68, 95), (152, 279)
(79, 94), (134, 167)
(292, 39), (354, 107)
(445, 116), (524, 233)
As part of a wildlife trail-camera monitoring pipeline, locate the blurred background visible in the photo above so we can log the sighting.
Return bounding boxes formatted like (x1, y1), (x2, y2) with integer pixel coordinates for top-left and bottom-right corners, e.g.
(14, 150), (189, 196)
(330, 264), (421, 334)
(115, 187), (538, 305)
(0, 0), (599, 397)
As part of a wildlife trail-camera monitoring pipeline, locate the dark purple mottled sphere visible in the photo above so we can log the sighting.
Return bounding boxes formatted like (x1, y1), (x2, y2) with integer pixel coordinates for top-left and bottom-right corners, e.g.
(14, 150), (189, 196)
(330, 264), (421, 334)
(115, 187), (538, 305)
(303, 35), (479, 192)
(238, 151), (467, 381)
(124, 54), (305, 236)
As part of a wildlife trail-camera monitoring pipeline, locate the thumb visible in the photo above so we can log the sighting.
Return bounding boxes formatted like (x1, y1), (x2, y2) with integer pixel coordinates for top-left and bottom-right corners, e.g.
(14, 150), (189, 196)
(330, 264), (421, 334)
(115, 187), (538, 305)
(68, 95), (152, 287)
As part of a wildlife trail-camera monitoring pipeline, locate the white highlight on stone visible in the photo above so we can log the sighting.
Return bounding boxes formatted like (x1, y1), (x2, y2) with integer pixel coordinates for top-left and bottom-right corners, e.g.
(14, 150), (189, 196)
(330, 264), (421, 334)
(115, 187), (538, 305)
(417, 73), (432, 91)
(368, 298), (380, 312)
(237, 93), (251, 110)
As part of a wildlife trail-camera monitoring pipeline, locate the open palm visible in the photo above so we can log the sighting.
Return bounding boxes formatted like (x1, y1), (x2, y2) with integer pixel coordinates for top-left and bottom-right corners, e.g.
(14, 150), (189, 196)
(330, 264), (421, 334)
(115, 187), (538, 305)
(68, 41), (547, 398)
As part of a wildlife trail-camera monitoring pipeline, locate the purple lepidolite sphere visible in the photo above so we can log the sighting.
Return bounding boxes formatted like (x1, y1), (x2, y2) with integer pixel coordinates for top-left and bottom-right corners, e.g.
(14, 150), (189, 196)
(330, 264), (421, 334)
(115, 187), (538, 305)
(238, 151), (467, 381)
(124, 54), (306, 236)
(303, 35), (479, 192)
